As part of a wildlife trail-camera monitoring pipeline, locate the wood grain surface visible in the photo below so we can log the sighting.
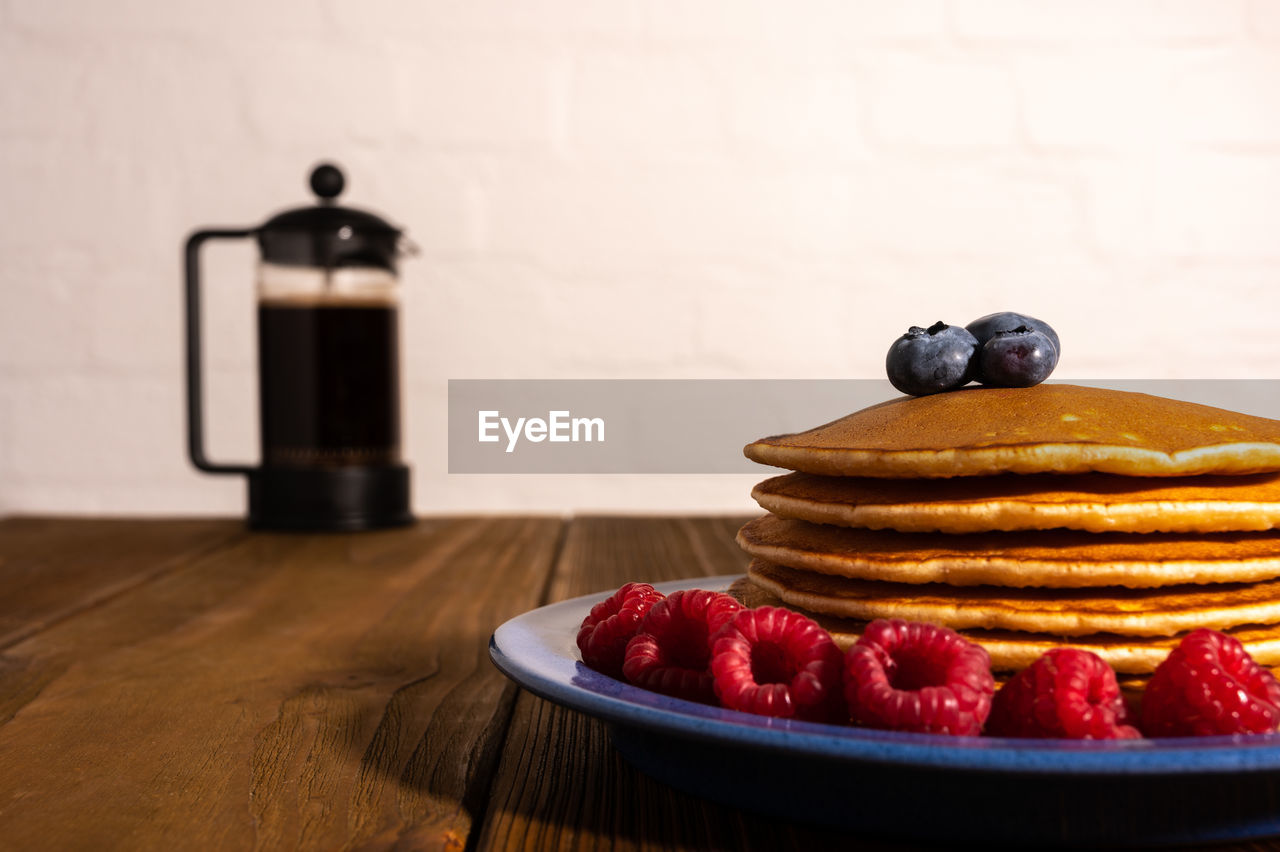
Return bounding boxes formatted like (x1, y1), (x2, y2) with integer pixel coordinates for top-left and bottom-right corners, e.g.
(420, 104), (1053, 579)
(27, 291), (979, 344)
(1, 515), (1277, 852)
(0, 517), (244, 651)
(0, 517), (559, 850)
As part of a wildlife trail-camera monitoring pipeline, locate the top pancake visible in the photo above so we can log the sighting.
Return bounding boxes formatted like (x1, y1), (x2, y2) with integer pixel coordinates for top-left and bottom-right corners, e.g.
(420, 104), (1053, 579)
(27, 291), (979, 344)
(744, 384), (1280, 478)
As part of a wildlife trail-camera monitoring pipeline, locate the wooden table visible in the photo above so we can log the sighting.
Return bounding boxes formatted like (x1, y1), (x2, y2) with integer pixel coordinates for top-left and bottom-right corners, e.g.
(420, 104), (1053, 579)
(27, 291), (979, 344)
(0, 516), (1274, 851)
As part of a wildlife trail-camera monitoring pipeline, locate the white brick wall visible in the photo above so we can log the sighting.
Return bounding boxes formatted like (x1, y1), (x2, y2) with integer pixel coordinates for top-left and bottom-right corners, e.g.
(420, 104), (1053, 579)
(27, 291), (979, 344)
(2, 0), (1280, 517)
(865, 52), (1017, 147)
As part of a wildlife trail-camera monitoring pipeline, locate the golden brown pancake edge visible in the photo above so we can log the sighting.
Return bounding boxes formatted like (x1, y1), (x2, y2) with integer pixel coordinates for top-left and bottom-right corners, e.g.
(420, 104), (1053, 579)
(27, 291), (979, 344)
(737, 514), (1280, 589)
(728, 576), (1280, 676)
(744, 385), (1280, 478)
(745, 558), (1280, 638)
(752, 471), (1280, 534)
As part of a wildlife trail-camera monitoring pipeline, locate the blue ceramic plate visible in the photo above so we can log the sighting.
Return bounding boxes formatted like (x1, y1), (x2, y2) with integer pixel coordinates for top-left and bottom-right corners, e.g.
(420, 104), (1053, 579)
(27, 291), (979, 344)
(490, 576), (1280, 845)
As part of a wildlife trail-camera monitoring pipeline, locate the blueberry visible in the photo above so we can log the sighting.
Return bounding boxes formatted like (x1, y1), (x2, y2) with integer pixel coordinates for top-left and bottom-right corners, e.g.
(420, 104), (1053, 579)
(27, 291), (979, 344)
(977, 326), (1058, 387)
(966, 312), (1060, 358)
(885, 321), (979, 396)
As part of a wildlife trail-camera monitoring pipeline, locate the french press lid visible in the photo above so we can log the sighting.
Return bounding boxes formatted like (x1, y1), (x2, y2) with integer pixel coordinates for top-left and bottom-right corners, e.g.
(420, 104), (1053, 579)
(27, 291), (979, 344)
(257, 163), (403, 273)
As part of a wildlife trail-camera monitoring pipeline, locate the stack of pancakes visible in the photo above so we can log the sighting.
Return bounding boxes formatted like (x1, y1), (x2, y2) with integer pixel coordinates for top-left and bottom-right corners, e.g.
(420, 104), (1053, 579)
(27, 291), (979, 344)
(733, 384), (1280, 678)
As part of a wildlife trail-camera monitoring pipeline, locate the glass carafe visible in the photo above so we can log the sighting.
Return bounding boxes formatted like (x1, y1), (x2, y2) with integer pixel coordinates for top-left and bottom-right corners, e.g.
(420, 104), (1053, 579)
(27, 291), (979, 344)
(184, 163), (414, 530)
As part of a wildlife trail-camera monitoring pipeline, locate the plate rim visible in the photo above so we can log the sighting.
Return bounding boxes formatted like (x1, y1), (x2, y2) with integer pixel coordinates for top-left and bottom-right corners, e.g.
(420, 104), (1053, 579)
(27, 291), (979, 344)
(490, 575), (1280, 776)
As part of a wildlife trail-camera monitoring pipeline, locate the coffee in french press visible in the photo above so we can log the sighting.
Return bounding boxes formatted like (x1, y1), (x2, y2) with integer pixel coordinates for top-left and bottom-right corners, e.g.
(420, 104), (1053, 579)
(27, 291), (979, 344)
(184, 163), (414, 530)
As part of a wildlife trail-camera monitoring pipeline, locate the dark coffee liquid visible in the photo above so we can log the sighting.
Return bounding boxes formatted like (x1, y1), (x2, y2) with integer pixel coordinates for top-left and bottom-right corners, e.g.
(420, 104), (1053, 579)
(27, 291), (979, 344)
(258, 302), (400, 467)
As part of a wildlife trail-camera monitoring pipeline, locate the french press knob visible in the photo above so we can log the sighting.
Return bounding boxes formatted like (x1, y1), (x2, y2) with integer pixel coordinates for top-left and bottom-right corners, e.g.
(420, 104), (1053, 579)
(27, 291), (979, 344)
(184, 163), (414, 531)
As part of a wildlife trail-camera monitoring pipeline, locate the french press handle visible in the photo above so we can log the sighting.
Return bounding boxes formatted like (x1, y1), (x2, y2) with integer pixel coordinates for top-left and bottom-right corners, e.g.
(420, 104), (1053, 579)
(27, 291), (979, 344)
(184, 228), (257, 476)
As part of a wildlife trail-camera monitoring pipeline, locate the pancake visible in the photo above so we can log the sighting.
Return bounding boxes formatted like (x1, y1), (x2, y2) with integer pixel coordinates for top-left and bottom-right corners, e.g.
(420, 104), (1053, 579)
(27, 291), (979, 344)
(746, 558), (1280, 637)
(728, 577), (1280, 676)
(752, 471), (1280, 534)
(738, 514), (1280, 588)
(744, 384), (1280, 478)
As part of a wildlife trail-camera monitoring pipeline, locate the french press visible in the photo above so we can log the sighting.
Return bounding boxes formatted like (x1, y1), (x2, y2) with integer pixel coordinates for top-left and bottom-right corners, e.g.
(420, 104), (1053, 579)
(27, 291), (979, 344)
(184, 163), (414, 530)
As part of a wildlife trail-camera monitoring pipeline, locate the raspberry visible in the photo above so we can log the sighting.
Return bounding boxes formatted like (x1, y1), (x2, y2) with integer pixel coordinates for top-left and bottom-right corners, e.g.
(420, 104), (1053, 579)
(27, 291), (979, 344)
(576, 582), (664, 679)
(987, 648), (1140, 739)
(843, 619), (994, 735)
(1140, 628), (1280, 737)
(621, 589), (742, 704)
(710, 606), (845, 723)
